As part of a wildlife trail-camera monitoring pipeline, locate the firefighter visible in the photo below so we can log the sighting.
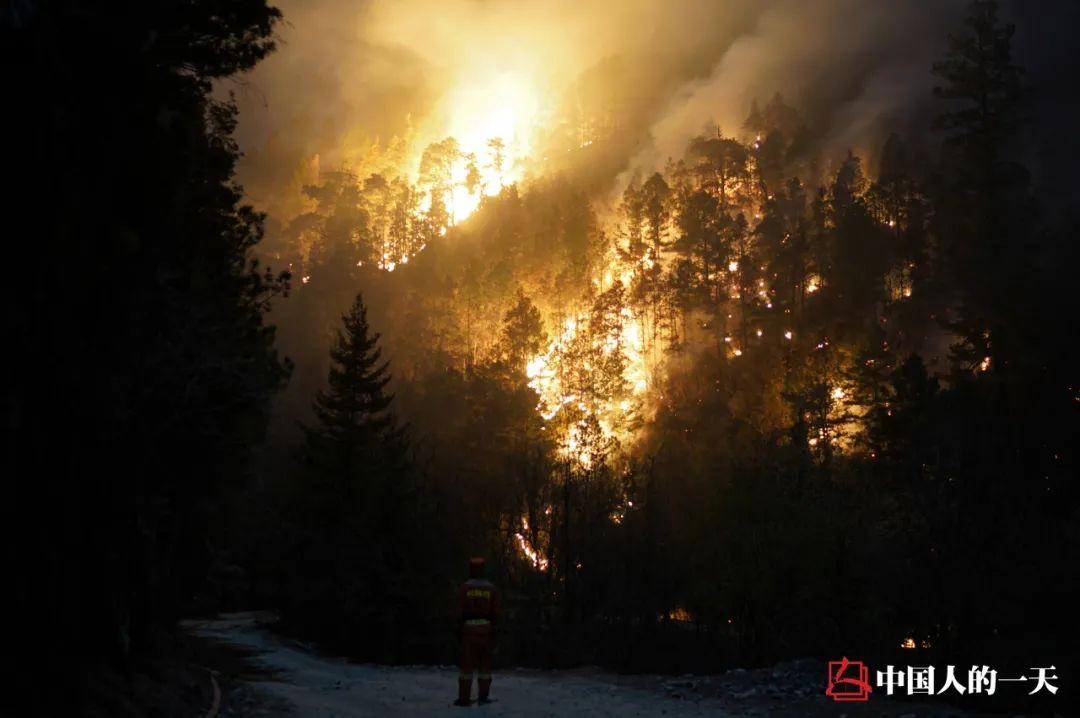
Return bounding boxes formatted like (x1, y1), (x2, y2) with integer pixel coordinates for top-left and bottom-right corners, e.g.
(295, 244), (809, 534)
(455, 557), (500, 706)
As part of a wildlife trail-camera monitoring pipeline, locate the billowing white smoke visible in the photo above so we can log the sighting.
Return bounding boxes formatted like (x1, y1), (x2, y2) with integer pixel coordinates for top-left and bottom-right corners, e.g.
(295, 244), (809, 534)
(230, 0), (970, 198)
(628, 0), (965, 178)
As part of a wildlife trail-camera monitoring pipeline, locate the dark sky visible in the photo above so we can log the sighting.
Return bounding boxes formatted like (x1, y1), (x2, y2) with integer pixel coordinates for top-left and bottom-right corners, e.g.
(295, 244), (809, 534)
(1008, 0), (1080, 211)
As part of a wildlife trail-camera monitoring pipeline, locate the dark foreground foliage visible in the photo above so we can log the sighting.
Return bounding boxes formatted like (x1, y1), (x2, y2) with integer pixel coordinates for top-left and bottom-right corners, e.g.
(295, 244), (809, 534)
(5, 1), (287, 712)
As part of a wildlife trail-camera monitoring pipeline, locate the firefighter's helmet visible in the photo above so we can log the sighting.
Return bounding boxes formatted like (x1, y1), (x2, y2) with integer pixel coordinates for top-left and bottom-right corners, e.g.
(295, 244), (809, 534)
(468, 557), (486, 578)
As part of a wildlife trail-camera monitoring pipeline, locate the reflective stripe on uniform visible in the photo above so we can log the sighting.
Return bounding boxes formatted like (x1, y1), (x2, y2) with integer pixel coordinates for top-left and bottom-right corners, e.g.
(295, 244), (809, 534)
(464, 618), (491, 626)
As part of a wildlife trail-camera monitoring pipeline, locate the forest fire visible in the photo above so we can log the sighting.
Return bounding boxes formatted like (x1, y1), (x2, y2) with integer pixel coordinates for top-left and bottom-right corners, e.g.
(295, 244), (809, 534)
(408, 73), (541, 228)
(526, 274), (651, 462)
(289, 73), (547, 274)
(16, 1), (1080, 714)
(513, 518), (549, 571)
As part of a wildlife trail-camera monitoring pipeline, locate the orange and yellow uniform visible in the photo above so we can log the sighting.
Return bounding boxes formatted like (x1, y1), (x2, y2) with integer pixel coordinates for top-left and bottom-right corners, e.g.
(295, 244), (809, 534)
(457, 577), (500, 703)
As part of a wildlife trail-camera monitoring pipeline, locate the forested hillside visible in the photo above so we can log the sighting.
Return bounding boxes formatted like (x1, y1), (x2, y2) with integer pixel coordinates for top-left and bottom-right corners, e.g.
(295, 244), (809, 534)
(233, 2), (1079, 702)
(6, 1), (1079, 713)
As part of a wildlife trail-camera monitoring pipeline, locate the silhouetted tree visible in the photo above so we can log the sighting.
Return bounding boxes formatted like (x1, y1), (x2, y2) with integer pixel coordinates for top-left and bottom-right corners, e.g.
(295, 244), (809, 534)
(7, 1), (289, 710)
(640, 172), (672, 255)
(282, 294), (442, 660)
(933, 0), (1031, 370)
(501, 289), (547, 372)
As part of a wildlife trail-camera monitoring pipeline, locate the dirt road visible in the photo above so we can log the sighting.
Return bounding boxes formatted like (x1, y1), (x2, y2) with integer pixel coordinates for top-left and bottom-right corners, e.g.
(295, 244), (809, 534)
(183, 613), (967, 717)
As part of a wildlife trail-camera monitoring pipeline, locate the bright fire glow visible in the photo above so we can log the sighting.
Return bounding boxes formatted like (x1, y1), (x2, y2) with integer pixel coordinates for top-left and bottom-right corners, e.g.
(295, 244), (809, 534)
(423, 72), (540, 224)
(514, 518), (549, 571)
(526, 269), (651, 465)
(529, 316), (645, 434)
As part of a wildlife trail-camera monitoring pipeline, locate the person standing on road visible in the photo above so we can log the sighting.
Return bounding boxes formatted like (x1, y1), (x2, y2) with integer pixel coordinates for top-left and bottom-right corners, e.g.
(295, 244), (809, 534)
(455, 557), (500, 706)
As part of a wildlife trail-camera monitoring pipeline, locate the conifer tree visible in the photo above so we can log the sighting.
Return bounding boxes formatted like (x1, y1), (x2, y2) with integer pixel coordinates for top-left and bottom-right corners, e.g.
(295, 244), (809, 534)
(932, 0), (1031, 370)
(742, 98), (765, 136)
(501, 288), (547, 373)
(640, 172), (672, 255)
(619, 176), (646, 257)
(305, 293), (397, 465)
(285, 293), (428, 659)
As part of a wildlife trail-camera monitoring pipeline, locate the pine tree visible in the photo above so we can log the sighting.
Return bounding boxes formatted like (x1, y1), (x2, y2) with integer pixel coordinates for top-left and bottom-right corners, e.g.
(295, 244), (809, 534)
(742, 98), (765, 136)
(823, 153), (890, 325)
(486, 137), (507, 190)
(686, 134), (750, 214)
(619, 175), (646, 257)
(501, 288), (547, 373)
(296, 292), (404, 551)
(305, 293), (397, 469)
(672, 185), (722, 303)
(419, 137), (461, 227)
(286, 293), (423, 658)
(760, 177), (809, 320)
(640, 172), (672, 255)
(932, 0), (1031, 371)
(362, 173), (391, 266)
(932, 1), (1024, 171)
